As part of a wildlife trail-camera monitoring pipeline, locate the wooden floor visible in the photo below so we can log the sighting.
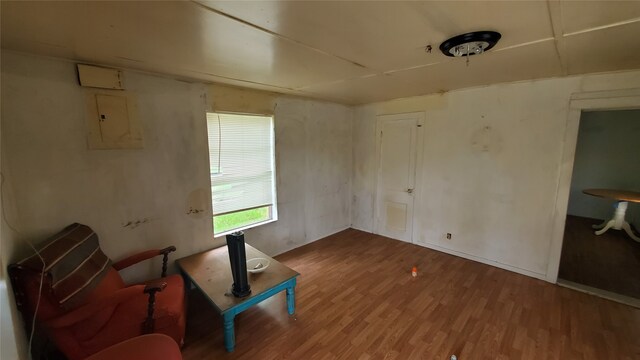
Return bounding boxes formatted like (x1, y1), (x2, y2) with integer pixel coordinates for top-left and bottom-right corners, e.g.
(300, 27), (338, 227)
(559, 215), (640, 299)
(182, 229), (640, 360)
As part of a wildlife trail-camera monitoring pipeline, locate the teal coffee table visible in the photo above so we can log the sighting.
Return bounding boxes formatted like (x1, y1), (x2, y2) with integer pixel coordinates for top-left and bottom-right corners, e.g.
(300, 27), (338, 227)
(176, 244), (299, 352)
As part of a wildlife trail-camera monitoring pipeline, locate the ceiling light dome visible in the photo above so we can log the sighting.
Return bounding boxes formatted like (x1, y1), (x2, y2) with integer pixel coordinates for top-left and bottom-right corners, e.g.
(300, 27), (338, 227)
(439, 31), (502, 57)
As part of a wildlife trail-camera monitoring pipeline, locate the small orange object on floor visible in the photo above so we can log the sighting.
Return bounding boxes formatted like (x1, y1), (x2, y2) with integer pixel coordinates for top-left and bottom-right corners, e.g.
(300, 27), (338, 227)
(85, 334), (182, 360)
(411, 266), (418, 277)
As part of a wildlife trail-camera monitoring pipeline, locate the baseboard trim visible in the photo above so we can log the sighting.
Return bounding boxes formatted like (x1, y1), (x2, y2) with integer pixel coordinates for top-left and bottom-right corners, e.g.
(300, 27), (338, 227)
(349, 224), (372, 233)
(412, 240), (548, 281)
(557, 279), (640, 308)
(271, 225), (352, 257)
(275, 227), (549, 282)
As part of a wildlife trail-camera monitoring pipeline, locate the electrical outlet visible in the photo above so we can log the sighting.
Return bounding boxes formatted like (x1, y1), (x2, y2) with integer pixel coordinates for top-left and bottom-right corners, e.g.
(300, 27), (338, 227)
(446, 233), (452, 240)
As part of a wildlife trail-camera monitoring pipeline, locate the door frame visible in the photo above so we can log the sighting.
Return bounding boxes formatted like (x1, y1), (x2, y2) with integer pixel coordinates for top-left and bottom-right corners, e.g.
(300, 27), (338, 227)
(546, 88), (640, 283)
(373, 112), (425, 242)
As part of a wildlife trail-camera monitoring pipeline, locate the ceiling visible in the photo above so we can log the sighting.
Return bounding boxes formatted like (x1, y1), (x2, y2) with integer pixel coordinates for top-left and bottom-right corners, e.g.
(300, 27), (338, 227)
(2, 1), (640, 105)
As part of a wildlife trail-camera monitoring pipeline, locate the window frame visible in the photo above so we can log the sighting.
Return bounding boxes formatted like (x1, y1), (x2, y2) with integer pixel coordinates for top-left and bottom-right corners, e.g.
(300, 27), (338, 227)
(206, 111), (278, 237)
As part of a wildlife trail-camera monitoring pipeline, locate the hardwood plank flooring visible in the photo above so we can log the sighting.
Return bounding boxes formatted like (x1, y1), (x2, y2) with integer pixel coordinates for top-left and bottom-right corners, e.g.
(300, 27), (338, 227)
(559, 215), (640, 299)
(182, 229), (640, 359)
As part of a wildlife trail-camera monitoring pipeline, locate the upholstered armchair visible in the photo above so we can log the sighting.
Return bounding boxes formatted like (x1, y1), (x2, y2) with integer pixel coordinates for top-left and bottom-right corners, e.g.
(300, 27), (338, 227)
(85, 334), (182, 360)
(9, 223), (186, 360)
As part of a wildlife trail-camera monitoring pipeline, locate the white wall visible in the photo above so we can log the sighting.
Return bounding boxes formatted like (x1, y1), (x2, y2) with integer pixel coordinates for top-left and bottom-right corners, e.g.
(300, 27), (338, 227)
(0, 51), (352, 357)
(352, 71), (640, 279)
(1, 52), (213, 285)
(1, 98), (28, 359)
(1, 52), (352, 282)
(1, 235), (27, 360)
(209, 85), (353, 255)
(567, 110), (640, 227)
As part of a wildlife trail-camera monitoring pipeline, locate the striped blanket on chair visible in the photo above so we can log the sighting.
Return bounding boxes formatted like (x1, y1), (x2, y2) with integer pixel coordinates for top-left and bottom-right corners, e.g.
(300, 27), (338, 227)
(18, 223), (111, 309)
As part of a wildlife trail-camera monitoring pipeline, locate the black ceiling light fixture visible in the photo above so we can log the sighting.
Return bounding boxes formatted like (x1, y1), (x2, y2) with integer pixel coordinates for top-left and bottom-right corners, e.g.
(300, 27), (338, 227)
(439, 31), (501, 65)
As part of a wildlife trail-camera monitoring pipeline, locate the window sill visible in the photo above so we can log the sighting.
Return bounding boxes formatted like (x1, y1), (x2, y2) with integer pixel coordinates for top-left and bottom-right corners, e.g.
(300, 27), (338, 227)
(213, 218), (277, 239)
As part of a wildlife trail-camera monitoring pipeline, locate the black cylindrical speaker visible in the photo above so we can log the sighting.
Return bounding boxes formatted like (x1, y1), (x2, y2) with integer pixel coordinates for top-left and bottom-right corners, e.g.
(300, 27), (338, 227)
(226, 231), (251, 298)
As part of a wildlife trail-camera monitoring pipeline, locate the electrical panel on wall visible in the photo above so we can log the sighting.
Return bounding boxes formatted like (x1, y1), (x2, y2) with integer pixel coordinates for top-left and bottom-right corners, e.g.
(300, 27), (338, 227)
(85, 91), (143, 149)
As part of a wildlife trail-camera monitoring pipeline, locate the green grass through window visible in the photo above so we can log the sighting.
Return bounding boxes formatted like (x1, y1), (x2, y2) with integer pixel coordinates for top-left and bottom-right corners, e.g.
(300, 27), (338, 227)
(213, 206), (270, 235)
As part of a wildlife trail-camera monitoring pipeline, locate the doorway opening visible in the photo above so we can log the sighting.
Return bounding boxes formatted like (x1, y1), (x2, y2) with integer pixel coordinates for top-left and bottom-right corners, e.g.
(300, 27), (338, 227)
(557, 109), (640, 305)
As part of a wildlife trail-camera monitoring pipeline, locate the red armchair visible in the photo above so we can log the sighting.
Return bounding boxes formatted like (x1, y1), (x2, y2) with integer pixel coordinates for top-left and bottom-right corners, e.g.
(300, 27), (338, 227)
(9, 225), (186, 360)
(85, 334), (182, 360)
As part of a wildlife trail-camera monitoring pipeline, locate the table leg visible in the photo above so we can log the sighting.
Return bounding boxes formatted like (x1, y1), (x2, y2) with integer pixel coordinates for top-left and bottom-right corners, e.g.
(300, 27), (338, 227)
(594, 201), (624, 235)
(592, 219), (608, 230)
(622, 222), (640, 242)
(594, 219), (615, 235)
(223, 313), (235, 352)
(611, 201), (628, 230)
(286, 286), (295, 315)
(592, 201), (640, 242)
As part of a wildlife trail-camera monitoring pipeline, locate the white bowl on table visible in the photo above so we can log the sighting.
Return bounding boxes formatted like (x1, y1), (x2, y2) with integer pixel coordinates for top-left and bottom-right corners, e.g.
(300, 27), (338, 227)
(247, 258), (270, 273)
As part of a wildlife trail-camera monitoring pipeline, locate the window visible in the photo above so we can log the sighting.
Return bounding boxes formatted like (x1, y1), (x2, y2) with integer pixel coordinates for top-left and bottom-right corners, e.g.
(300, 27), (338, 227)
(206, 112), (277, 236)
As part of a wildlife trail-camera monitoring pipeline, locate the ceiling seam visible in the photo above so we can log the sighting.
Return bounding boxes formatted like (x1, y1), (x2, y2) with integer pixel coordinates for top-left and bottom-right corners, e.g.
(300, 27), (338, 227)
(295, 61), (446, 91)
(190, 0), (372, 71)
(546, 0), (568, 76)
(186, 49), (356, 103)
(563, 16), (640, 37)
(186, 69), (299, 91)
(493, 38), (555, 53)
(167, 66), (356, 104)
(299, 35), (563, 91)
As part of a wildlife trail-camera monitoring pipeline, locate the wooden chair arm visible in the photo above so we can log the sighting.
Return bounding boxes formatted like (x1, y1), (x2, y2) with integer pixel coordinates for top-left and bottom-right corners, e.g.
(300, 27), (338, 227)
(143, 280), (168, 294)
(112, 246), (176, 277)
(44, 285), (146, 329)
(142, 280), (167, 334)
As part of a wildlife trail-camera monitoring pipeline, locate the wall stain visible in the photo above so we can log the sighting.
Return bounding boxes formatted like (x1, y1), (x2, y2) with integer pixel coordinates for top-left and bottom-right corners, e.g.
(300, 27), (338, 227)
(470, 125), (503, 154)
(186, 207), (204, 215)
(186, 188), (208, 218)
(122, 218), (151, 229)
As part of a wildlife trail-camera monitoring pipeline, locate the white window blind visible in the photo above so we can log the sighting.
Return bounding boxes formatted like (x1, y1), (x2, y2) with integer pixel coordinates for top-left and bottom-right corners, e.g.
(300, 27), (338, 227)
(206, 113), (276, 216)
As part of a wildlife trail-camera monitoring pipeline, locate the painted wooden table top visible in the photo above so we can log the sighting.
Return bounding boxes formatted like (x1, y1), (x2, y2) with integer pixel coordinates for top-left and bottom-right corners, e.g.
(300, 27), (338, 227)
(176, 243), (299, 314)
(582, 189), (640, 203)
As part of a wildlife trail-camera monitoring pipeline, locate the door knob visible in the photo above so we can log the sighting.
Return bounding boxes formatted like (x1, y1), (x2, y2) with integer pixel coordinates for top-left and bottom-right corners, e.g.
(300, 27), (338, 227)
(406, 188), (414, 194)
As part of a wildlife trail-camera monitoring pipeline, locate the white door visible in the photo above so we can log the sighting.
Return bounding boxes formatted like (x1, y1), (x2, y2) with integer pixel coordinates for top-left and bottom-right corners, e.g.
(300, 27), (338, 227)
(374, 113), (423, 242)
